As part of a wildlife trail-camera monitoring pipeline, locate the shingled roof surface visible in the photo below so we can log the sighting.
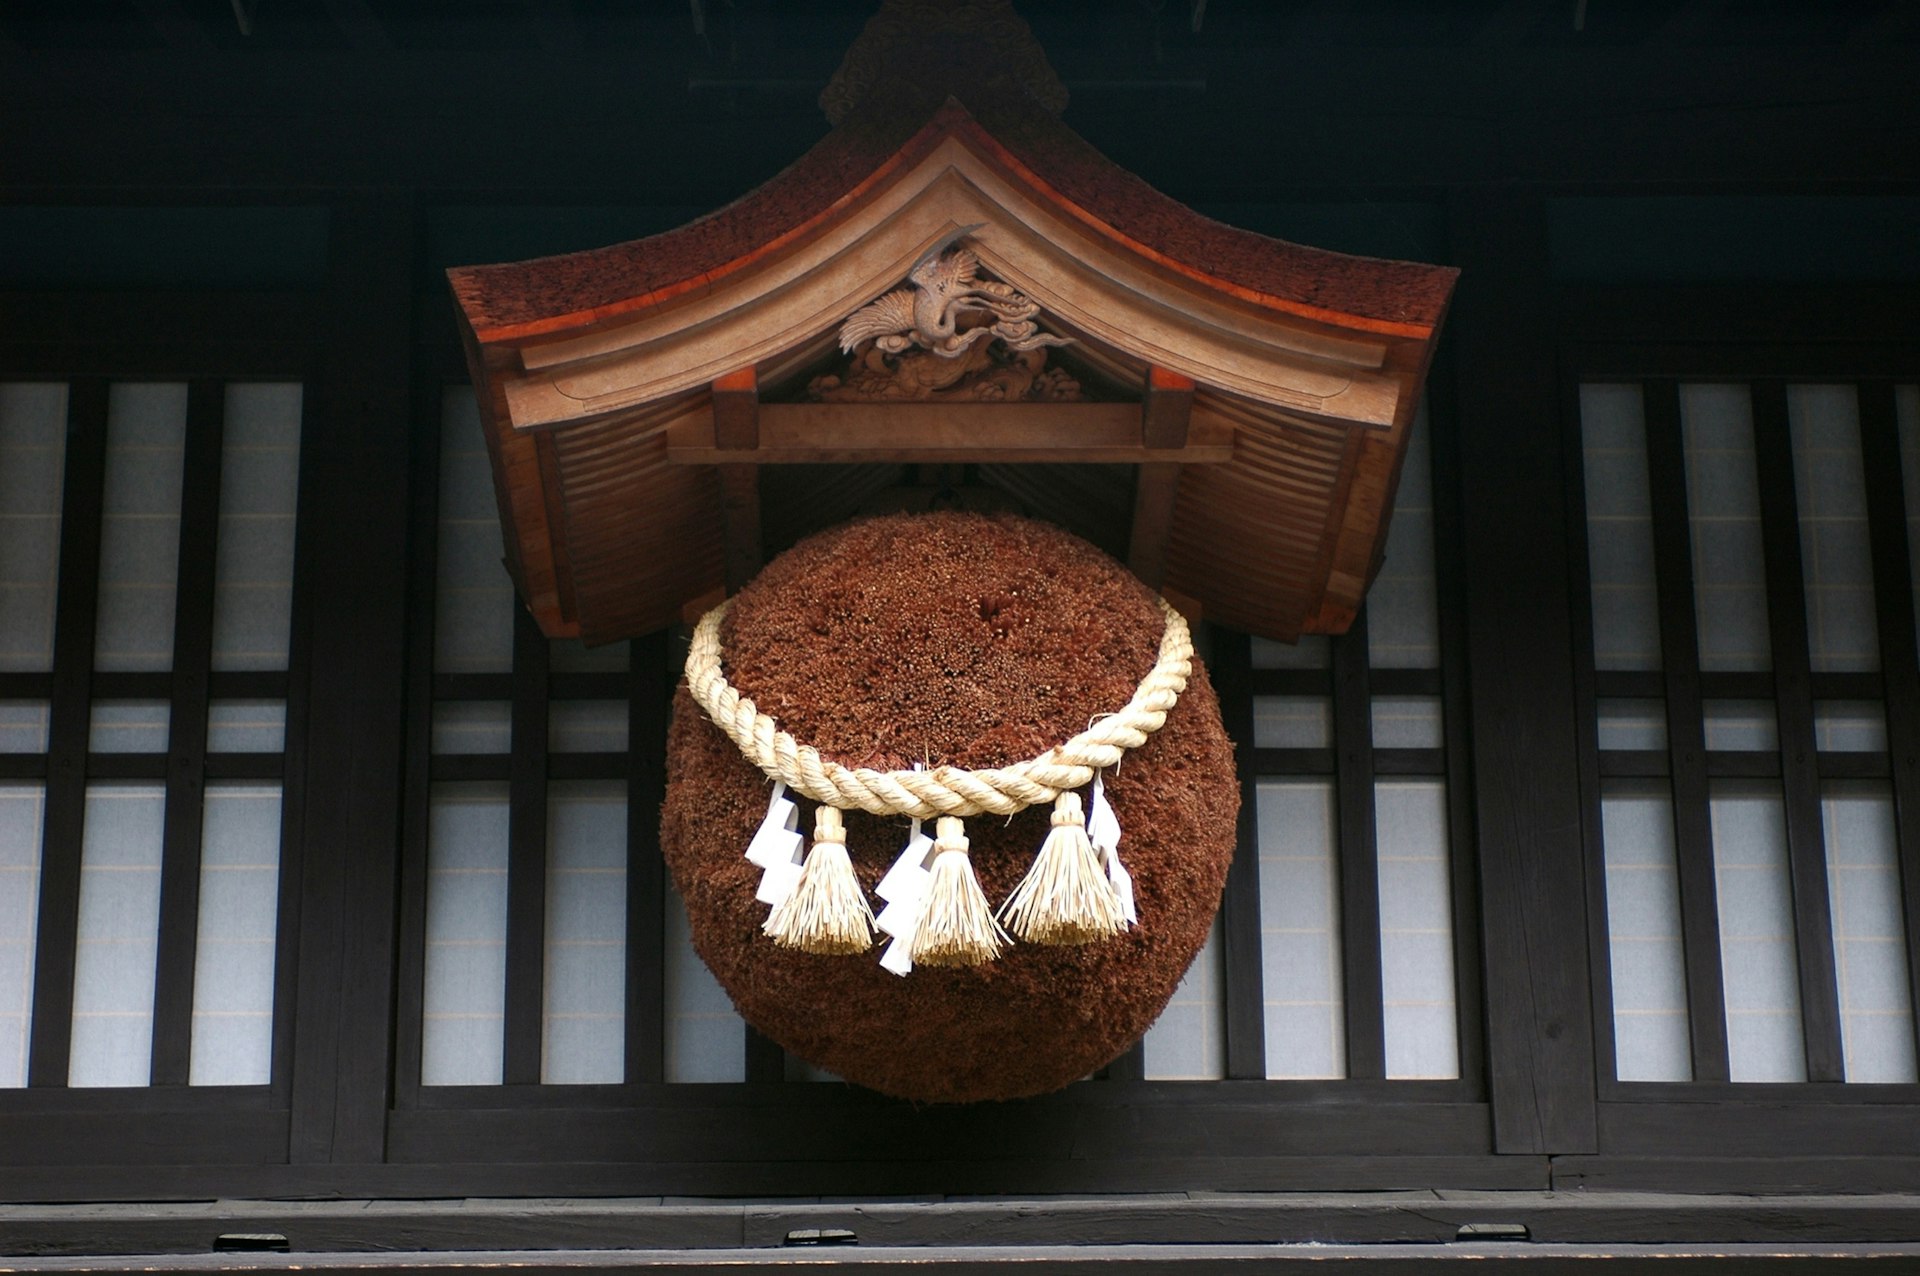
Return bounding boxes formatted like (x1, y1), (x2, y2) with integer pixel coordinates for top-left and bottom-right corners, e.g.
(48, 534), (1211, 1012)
(448, 96), (1455, 344)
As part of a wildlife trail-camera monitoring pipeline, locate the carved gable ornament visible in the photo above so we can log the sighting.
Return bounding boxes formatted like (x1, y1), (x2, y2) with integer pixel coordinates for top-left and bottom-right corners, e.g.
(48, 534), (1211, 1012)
(448, 0), (1457, 645)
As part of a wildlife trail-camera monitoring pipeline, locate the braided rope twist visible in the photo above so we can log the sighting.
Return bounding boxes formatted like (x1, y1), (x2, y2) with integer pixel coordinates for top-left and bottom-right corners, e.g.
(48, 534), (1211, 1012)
(687, 597), (1193, 820)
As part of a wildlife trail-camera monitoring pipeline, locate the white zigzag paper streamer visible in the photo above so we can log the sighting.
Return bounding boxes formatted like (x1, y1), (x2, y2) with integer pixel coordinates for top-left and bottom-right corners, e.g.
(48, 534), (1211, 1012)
(745, 781), (806, 907)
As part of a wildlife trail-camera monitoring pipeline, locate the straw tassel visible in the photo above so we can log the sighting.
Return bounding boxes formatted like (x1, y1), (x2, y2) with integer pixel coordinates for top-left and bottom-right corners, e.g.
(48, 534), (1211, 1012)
(909, 817), (1007, 967)
(998, 790), (1127, 945)
(763, 806), (875, 955)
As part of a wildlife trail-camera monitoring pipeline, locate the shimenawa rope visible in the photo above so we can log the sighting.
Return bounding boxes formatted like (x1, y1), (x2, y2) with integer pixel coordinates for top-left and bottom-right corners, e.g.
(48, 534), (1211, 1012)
(687, 597), (1192, 820)
(691, 595), (1192, 963)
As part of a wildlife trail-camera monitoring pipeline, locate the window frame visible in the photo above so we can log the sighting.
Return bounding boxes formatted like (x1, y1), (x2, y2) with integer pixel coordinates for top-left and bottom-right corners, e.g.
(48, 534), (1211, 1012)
(1560, 313), (1920, 1188)
(0, 287), (319, 1178)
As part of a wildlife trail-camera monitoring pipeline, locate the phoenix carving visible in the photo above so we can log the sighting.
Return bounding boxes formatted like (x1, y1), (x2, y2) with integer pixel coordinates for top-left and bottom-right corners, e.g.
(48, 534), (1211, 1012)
(838, 224), (1073, 360)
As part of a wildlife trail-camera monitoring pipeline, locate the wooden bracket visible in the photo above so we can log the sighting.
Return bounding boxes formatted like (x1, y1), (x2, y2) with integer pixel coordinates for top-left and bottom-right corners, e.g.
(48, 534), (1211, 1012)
(1142, 366), (1195, 449)
(712, 366), (760, 450)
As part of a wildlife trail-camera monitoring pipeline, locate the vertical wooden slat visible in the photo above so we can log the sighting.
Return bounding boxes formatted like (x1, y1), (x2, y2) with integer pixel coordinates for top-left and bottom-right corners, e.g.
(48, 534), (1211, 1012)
(1333, 618), (1386, 1079)
(624, 628), (668, 1086)
(1856, 379), (1920, 1063)
(1563, 363), (1619, 1086)
(1750, 378), (1845, 1083)
(503, 607), (551, 1085)
(149, 378), (225, 1086)
(270, 370), (320, 1102)
(1448, 189), (1598, 1153)
(1426, 353), (1487, 1094)
(288, 198), (416, 1163)
(27, 378), (109, 1088)
(1209, 625), (1268, 1080)
(1642, 378), (1732, 1083)
(391, 370), (447, 1104)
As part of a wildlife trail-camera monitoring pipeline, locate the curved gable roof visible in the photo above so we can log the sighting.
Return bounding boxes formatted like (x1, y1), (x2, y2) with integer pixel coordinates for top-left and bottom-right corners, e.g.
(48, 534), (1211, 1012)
(449, 94), (1456, 644)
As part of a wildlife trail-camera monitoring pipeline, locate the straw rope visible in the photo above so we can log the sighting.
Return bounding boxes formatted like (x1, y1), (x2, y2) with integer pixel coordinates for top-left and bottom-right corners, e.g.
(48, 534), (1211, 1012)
(687, 597), (1192, 820)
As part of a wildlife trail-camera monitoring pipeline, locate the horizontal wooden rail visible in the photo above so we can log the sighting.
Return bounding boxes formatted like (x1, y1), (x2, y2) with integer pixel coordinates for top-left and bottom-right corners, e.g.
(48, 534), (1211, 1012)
(667, 402), (1234, 465)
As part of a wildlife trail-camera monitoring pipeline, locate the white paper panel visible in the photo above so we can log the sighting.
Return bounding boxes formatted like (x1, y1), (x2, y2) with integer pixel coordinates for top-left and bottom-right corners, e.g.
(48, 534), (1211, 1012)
(212, 383), (302, 671)
(95, 383), (187, 673)
(1369, 403), (1440, 669)
(543, 780), (627, 1085)
(1601, 779), (1692, 1082)
(0, 702), (50, 754)
(421, 782), (509, 1086)
(0, 784), (45, 1088)
(207, 699), (287, 753)
(435, 388), (514, 674)
(549, 701), (629, 754)
(1682, 384), (1772, 672)
(1814, 701), (1887, 753)
(1376, 779), (1458, 1079)
(432, 701), (512, 755)
(0, 384), (67, 672)
(1252, 696), (1329, 748)
(663, 882), (744, 1083)
(1581, 383), (1662, 671)
(1255, 778), (1344, 1078)
(1597, 699), (1668, 752)
(1371, 696), (1443, 749)
(1251, 635), (1329, 669)
(1789, 384), (1877, 672)
(1142, 914), (1226, 1080)
(1702, 700), (1777, 753)
(1822, 784), (1918, 1083)
(1710, 781), (1806, 1082)
(189, 783), (281, 1085)
(88, 700), (169, 753)
(68, 782), (165, 1087)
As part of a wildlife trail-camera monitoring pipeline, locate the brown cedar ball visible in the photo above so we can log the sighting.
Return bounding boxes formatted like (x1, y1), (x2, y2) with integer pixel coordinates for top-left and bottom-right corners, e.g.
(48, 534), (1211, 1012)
(661, 510), (1239, 1103)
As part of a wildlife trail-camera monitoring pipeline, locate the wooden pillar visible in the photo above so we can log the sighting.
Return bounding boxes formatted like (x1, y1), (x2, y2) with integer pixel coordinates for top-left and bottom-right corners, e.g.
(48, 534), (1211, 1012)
(1447, 189), (1598, 1156)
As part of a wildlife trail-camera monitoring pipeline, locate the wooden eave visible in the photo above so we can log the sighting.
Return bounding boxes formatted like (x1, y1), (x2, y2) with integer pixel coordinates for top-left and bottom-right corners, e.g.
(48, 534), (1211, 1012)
(450, 97), (1456, 645)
